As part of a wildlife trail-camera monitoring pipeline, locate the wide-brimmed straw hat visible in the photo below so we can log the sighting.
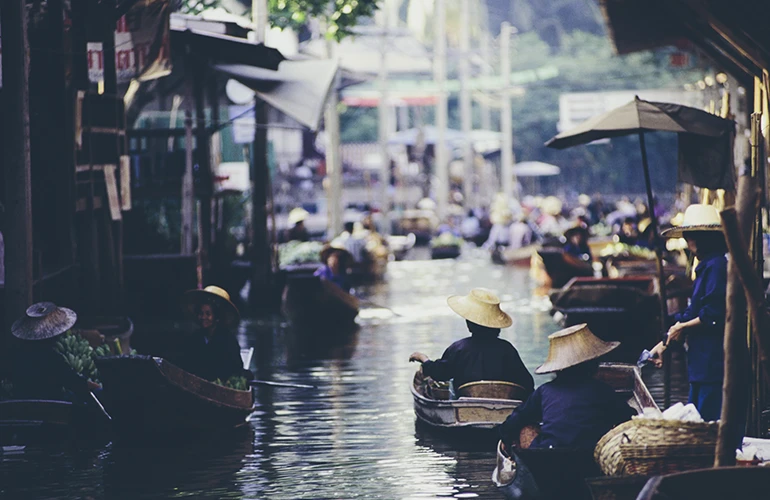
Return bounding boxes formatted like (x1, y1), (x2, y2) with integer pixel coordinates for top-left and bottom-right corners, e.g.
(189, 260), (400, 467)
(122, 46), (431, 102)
(319, 242), (353, 265)
(12, 302), (78, 341)
(288, 207), (309, 226)
(535, 323), (619, 374)
(183, 285), (240, 328)
(447, 288), (512, 329)
(660, 204), (722, 238)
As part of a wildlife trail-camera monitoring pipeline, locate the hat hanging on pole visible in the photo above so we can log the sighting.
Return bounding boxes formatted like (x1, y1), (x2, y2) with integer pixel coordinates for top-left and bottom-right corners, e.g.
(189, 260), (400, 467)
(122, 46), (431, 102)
(447, 288), (512, 329)
(12, 302), (78, 341)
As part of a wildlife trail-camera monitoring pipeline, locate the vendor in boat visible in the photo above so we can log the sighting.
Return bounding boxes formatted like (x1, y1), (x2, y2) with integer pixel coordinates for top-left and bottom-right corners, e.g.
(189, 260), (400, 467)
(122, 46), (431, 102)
(286, 208), (310, 242)
(314, 244), (353, 293)
(497, 323), (634, 452)
(563, 223), (592, 261)
(408, 288), (534, 395)
(648, 204), (730, 423)
(9, 302), (100, 400)
(175, 285), (246, 382)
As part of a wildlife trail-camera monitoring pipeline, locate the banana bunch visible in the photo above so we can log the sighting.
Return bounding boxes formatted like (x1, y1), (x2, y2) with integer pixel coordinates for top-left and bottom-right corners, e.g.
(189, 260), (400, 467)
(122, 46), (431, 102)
(54, 331), (99, 383)
(213, 375), (249, 391)
(93, 343), (113, 358)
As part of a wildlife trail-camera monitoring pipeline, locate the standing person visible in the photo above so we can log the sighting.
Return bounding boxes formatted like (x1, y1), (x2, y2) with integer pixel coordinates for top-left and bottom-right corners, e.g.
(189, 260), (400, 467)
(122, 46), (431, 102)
(648, 204), (730, 423)
(176, 286), (245, 382)
(508, 214), (533, 250)
(461, 209), (481, 242)
(497, 323), (634, 451)
(10, 302), (100, 400)
(408, 288), (534, 396)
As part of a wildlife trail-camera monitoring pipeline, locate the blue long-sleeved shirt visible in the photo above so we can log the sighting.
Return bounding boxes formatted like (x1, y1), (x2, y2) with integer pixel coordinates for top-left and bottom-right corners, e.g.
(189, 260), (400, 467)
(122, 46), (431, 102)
(313, 265), (351, 293)
(497, 375), (634, 451)
(421, 334), (534, 393)
(674, 253), (727, 383)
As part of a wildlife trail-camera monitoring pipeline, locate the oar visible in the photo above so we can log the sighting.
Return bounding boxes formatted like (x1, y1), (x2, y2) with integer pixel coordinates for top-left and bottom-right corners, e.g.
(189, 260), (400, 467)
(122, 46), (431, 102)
(356, 298), (403, 317)
(89, 392), (112, 421)
(249, 380), (317, 390)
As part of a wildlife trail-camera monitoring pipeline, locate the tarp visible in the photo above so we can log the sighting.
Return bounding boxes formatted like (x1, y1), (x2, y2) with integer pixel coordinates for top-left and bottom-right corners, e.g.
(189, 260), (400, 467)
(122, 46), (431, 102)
(215, 59), (338, 132)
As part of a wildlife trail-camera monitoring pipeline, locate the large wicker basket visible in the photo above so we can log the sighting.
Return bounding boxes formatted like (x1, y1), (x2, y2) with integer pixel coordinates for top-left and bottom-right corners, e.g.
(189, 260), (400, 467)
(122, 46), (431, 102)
(595, 416), (719, 476)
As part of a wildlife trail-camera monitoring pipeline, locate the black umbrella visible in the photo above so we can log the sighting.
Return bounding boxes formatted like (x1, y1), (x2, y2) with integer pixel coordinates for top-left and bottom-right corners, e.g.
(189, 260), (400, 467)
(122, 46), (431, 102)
(545, 96), (734, 340)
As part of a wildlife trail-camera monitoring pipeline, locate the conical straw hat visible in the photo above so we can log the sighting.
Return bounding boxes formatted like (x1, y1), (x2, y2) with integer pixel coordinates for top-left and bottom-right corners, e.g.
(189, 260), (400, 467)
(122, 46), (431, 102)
(288, 207), (309, 225)
(447, 288), (512, 328)
(183, 285), (240, 328)
(12, 302), (77, 341)
(661, 204), (722, 238)
(535, 323), (619, 374)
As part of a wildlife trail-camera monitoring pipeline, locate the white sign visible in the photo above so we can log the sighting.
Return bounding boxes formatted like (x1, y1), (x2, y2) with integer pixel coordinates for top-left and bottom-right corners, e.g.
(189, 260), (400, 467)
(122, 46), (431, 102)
(228, 105), (256, 144)
(87, 42), (104, 82)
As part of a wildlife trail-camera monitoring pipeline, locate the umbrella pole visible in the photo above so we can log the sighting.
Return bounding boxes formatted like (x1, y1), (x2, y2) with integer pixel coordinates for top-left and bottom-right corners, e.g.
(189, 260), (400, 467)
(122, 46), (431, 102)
(639, 132), (671, 408)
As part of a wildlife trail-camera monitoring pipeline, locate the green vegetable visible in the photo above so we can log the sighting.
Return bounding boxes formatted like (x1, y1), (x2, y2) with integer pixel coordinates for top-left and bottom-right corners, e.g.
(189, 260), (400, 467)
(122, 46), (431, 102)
(430, 232), (463, 248)
(212, 375), (249, 391)
(278, 241), (324, 266)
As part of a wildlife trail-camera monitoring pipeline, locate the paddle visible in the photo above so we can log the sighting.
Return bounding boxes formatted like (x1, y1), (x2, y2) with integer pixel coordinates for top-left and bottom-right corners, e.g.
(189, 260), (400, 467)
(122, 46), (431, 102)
(89, 392), (112, 421)
(249, 380), (317, 390)
(356, 298), (403, 317)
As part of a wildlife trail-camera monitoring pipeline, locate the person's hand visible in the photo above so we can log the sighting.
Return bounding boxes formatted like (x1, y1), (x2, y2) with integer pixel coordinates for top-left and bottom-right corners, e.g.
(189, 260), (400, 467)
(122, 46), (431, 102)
(87, 380), (102, 391)
(650, 342), (666, 368)
(409, 352), (429, 363)
(667, 322), (685, 343)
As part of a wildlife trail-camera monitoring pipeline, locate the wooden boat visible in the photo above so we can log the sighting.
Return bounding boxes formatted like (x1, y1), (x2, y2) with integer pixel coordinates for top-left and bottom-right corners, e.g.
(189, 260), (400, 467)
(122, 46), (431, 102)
(387, 233), (416, 261)
(430, 244), (462, 260)
(537, 247), (594, 289)
(492, 363), (658, 500)
(281, 269), (359, 327)
(549, 276), (661, 363)
(94, 355), (254, 434)
(492, 244), (539, 267)
(411, 369), (530, 431)
(0, 398), (112, 445)
(636, 466), (770, 499)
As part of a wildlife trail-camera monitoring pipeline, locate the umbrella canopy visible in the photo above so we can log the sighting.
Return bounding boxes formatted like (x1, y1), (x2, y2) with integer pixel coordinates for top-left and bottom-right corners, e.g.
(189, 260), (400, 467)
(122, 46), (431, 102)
(545, 97), (732, 150)
(512, 161), (561, 177)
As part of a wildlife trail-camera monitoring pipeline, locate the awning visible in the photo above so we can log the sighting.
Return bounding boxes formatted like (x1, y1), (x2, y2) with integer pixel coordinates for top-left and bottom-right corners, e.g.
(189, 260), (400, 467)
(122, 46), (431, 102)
(215, 59), (338, 132)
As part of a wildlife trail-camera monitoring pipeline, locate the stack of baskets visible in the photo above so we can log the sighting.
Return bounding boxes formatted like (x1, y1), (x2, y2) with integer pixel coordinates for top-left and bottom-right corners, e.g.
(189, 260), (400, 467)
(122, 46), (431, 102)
(595, 416), (719, 476)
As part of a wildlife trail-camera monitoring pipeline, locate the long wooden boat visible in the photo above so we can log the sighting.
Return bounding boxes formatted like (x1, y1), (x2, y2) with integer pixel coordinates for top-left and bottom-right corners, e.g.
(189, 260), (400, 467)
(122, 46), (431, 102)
(636, 466), (770, 499)
(411, 369), (530, 431)
(492, 363), (658, 500)
(537, 247), (594, 289)
(281, 270), (359, 327)
(430, 245), (462, 260)
(94, 355), (254, 434)
(0, 398), (112, 445)
(492, 244), (539, 267)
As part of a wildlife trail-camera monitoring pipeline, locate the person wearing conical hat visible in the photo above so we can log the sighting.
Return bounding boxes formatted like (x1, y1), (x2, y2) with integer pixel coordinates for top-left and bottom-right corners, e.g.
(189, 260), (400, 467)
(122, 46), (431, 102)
(314, 243), (354, 293)
(9, 302), (100, 400)
(175, 285), (246, 382)
(286, 207), (310, 242)
(497, 324), (634, 452)
(408, 289), (534, 395)
(647, 204), (730, 424)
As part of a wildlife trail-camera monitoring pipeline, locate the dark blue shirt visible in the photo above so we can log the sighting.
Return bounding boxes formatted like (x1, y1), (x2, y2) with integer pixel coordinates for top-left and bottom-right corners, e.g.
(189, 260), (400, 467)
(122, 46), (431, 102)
(421, 334), (534, 392)
(170, 327), (245, 382)
(674, 253), (727, 383)
(497, 375), (634, 451)
(11, 339), (91, 400)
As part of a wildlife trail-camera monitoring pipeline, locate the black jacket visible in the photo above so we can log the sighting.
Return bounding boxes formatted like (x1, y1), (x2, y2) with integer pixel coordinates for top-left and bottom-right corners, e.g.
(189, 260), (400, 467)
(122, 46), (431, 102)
(171, 327), (245, 382)
(10, 338), (90, 400)
(422, 334), (534, 392)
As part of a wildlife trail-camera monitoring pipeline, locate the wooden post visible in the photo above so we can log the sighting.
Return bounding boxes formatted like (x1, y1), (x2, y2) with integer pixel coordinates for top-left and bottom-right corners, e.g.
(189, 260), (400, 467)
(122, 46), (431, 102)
(2, 0), (34, 337)
(433, 0), (448, 221)
(193, 60), (212, 284)
(249, 99), (272, 310)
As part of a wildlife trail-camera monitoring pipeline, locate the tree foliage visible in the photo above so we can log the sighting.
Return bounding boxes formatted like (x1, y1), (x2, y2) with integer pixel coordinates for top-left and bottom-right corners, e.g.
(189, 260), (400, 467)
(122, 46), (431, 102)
(268, 0), (380, 41)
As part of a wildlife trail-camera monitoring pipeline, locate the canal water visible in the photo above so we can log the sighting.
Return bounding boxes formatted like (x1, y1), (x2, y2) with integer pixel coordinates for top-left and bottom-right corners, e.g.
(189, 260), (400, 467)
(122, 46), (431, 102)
(0, 248), (678, 499)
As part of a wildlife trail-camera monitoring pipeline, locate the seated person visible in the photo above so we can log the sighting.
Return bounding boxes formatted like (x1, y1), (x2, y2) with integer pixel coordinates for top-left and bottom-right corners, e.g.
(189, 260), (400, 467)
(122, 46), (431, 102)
(563, 224), (592, 261)
(314, 244), (353, 293)
(174, 286), (247, 382)
(409, 288), (534, 395)
(497, 323), (634, 452)
(285, 208), (310, 242)
(617, 217), (639, 245)
(10, 302), (100, 401)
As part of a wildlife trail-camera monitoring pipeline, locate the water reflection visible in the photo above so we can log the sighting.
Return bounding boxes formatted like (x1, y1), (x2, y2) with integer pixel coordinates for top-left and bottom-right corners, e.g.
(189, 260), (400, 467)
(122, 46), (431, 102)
(1, 256), (561, 499)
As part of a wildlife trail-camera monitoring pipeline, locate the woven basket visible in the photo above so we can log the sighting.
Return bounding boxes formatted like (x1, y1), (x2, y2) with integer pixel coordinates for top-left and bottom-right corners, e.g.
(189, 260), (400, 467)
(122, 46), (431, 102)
(594, 417), (719, 476)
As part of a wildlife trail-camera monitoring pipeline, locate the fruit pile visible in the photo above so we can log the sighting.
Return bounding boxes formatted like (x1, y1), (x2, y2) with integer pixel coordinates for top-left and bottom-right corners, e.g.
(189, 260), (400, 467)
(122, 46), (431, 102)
(54, 331), (99, 383)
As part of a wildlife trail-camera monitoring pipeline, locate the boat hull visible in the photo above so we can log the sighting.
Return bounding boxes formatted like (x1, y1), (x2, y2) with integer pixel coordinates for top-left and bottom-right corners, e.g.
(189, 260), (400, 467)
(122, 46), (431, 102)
(0, 399), (111, 445)
(411, 372), (523, 430)
(95, 355), (254, 434)
(281, 271), (359, 328)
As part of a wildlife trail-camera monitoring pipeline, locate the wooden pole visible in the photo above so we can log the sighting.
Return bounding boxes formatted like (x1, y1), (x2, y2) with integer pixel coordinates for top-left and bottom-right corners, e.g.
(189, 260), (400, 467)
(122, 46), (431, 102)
(500, 22), (514, 202)
(249, 99), (272, 310)
(193, 60), (211, 284)
(2, 0), (34, 337)
(459, 0), (473, 209)
(433, 0), (448, 221)
(639, 131), (670, 407)
(326, 39), (343, 238)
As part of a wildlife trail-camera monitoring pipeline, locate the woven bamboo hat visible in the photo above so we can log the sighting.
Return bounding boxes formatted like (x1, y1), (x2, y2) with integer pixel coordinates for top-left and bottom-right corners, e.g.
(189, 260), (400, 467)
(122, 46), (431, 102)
(288, 207), (309, 226)
(320, 242), (354, 266)
(661, 204), (722, 238)
(12, 302), (78, 341)
(535, 323), (619, 374)
(447, 288), (512, 329)
(183, 285), (240, 328)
